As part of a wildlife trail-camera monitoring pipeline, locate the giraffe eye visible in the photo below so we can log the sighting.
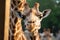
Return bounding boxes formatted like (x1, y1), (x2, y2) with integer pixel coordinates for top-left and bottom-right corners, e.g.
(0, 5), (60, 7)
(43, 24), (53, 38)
(39, 16), (43, 18)
(36, 14), (43, 19)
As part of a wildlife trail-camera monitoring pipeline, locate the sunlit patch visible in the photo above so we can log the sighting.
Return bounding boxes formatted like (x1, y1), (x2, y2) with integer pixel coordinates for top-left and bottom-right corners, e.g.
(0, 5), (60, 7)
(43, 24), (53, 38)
(56, 0), (60, 4)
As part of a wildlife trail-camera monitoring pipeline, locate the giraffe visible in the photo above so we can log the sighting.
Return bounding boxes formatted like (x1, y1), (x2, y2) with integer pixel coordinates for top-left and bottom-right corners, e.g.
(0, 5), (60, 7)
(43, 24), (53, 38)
(18, 0), (51, 40)
(23, 3), (42, 40)
(9, 0), (27, 40)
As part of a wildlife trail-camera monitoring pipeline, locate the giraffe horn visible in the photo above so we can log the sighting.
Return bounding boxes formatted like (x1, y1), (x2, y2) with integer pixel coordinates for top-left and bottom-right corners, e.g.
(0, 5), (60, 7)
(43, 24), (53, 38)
(20, 0), (26, 3)
(33, 2), (40, 10)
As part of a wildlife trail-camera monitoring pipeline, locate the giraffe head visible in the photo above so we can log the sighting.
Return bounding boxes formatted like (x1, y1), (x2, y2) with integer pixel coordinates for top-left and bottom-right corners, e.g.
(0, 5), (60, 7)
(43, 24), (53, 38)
(24, 2), (51, 32)
(18, 1), (51, 32)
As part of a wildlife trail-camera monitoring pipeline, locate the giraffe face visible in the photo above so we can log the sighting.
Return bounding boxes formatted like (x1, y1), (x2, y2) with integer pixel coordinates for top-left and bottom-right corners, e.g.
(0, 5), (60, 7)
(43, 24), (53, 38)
(24, 9), (51, 32)
(24, 9), (43, 31)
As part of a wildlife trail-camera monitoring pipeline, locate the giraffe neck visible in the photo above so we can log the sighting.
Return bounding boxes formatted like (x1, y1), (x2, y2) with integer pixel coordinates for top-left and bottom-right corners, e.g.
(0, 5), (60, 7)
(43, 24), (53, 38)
(30, 30), (40, 40)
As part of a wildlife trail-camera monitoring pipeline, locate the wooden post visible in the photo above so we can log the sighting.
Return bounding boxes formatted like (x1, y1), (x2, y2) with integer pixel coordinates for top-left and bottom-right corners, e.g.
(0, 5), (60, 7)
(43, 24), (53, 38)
(4, 0), (11, 40)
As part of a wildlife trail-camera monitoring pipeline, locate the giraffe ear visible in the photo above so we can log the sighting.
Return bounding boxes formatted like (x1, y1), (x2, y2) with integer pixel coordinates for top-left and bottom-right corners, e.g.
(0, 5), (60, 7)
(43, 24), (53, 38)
(42, 9), (51, 18)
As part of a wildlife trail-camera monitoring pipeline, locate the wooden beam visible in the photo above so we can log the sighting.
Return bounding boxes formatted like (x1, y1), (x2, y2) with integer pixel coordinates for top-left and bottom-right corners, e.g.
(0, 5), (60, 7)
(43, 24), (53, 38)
(4, 0), (11, 40)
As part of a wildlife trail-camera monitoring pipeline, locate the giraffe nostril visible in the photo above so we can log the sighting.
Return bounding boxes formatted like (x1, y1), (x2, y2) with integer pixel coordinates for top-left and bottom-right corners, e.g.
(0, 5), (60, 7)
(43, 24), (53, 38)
(33, 21), (35, 23)
(28, 21), (35, 23)
(20, 9), (22, 11)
